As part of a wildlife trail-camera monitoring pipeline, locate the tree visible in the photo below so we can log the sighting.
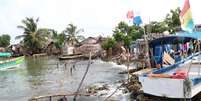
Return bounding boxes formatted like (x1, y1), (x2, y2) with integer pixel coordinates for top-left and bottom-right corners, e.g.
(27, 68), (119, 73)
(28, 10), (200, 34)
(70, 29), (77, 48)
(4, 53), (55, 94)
(0, 34), (10, 47)
(50, 30), (66, 49)
(123, 35), (132, 48)
(144, 21), (167, 33)
(164, 7), (181, 34)
(128, 25), (144, 41)
(113, 21), (143, 48)
(63, 24), (85, 46)
(113, 32), (125, 42)
(101, 37), (116, 50)
(16, 17), (48, 54)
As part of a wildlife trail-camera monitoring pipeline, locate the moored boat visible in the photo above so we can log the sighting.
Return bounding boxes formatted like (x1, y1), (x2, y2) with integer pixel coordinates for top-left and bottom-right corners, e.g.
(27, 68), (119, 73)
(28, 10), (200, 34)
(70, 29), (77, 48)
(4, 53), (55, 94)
(137, 34), (201, 99)
(59, 54), (84, 60)
(0, 53), (25, 70)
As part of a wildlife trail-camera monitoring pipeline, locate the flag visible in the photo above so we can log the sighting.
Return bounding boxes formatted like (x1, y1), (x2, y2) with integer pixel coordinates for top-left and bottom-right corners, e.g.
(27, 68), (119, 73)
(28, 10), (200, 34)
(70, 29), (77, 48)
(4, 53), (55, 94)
(127, 10), (134, 19)
(133, 16), (142, 26)
(180, 0), (194, 32)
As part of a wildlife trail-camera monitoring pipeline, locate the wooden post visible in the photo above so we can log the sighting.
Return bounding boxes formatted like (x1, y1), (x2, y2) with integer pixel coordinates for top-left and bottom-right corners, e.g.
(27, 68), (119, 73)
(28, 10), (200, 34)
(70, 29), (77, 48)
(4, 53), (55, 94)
(49, 96), (52, 101)
(143, 26), (151, 68)
(127, 50), (130, 83)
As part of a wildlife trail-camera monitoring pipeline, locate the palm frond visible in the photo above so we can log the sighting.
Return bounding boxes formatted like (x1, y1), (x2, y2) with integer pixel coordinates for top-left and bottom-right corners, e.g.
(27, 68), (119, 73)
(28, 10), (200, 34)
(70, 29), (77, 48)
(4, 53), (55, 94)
(15, 35), (27, 40)
(76, 29), (84, 34)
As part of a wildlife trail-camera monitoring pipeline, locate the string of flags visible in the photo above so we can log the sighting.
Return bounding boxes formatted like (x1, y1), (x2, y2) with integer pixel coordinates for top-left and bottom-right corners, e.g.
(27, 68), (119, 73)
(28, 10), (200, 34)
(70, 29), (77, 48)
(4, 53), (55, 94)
(127, 0), (194, 32)
(126, 10), (142, 26)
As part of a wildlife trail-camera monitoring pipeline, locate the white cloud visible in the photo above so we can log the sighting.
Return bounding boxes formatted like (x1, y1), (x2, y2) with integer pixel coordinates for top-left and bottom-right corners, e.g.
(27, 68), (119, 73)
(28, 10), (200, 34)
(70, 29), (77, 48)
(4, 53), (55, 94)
(0, 0), (201, 43)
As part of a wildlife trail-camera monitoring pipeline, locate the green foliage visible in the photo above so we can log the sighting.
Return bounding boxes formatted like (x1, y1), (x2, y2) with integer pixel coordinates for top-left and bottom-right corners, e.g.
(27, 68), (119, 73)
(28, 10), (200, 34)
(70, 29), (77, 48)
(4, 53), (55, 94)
(164, 7), (181, 34)
(113, 32), (125, 42)
(128, 25), (144, 41)
(0, 34), (10, 47)
(101, 37), (116, 50)
(113, 21), (143, 48)
(142, 8), (181, 34)
(50, 30), (66, 49)
(144, 21), (167, 33)
(16, 17), (48, 54)
(115, 22), (129, 34)
(63, 24), (85, 46)
(123, 35), (132, 48)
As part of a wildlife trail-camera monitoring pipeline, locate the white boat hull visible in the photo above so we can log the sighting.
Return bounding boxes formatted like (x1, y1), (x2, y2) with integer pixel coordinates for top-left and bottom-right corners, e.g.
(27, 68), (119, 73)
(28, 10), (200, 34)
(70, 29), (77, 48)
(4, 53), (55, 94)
(139, 74), (201, 98)
(140, 77), (186, 98)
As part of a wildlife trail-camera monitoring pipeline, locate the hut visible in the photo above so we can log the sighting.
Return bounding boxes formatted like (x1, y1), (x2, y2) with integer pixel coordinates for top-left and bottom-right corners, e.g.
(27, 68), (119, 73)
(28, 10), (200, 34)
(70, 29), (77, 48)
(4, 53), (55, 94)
(74, 37), (103, 58)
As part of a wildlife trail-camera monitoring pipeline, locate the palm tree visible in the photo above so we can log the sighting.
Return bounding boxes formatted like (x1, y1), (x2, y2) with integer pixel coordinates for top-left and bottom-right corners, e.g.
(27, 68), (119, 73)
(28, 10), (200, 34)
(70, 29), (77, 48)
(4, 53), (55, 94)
(50, 29), (66, 49)
(63, 24), (85, 46)
(16, 17), (48, 54)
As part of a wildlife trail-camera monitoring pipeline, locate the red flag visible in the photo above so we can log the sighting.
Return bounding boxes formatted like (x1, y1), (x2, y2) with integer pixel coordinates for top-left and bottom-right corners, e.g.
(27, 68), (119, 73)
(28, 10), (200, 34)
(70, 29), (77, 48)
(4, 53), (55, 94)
(127, 10), (134, 19)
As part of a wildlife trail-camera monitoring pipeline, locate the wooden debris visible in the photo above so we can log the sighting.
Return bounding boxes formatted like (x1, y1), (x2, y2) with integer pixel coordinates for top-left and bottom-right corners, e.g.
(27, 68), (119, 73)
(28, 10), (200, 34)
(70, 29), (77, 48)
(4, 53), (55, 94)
(163, 52), (175, 65)
(29, 93), (91, 101)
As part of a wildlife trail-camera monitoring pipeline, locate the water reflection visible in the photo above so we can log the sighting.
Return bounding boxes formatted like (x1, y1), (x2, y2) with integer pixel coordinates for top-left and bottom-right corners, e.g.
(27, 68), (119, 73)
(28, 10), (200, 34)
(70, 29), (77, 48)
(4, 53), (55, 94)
(25, 57), (49, 88)
(0, 57), (126, 101)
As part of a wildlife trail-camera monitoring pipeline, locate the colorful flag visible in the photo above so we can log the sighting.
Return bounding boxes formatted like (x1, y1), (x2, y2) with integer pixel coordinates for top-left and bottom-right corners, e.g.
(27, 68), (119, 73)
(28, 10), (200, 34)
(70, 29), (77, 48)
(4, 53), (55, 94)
(133, 16), (142, 26)
(180, 0), (194, 32)
(127, 10), (134, 19)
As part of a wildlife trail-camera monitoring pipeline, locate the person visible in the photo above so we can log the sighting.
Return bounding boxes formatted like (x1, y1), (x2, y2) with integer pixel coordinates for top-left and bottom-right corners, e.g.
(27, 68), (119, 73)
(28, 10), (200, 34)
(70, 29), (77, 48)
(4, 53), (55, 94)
(187, 41), (193, 55)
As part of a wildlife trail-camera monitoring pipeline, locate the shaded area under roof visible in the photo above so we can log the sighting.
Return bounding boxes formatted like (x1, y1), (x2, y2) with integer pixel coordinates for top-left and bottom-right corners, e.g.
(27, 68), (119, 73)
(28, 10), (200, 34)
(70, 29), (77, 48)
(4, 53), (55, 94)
(149, 36), (194, 47)
(149, 31), (201, 47)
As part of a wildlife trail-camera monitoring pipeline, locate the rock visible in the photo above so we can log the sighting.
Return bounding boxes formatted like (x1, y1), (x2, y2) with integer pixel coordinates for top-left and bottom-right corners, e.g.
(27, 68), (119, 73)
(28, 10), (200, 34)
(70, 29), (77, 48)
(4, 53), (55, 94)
(57, 97), (68, 101)
(123, 75), (142, 92)
(86, 83), (109, 95)
(118, 69), (138, 74)
(136, 94), (145, 101)
(122, 88), (129, 94)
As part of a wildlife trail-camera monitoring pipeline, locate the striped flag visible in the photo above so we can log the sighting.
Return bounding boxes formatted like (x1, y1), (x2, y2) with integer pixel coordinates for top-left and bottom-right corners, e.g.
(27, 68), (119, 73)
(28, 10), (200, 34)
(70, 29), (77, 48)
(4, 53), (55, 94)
(180, 0), (194, 32)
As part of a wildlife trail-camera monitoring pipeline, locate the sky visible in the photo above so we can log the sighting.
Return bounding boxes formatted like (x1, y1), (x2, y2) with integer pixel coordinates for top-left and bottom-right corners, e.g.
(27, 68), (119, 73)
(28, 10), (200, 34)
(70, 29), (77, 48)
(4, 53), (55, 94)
(0, 0), (201, 43)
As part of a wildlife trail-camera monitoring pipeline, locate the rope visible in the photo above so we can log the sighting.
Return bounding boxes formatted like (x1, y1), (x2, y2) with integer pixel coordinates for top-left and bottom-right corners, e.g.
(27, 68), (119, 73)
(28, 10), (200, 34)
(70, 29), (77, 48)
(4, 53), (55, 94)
(73, 52), (92, 101)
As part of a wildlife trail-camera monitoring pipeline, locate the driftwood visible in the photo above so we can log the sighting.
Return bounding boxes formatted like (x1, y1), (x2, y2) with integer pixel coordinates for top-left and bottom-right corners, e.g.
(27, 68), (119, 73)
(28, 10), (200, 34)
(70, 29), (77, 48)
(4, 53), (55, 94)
(32, 53), (47, 57)
(59, 54), (84, 60)
(118, 68), (141, 74)
(28, 93), (91, 101)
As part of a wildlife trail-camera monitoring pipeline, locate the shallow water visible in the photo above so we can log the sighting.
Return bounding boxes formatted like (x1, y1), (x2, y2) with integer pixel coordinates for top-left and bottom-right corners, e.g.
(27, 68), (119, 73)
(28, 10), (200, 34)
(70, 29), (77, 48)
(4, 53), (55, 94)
(0, 56), (127, 101)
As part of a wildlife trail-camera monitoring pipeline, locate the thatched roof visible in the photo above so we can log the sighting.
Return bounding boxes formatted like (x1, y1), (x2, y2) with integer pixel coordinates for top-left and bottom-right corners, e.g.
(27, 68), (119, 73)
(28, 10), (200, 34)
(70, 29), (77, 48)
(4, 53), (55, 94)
(80, 37), (99, 45)
(74, 43), (102, 57)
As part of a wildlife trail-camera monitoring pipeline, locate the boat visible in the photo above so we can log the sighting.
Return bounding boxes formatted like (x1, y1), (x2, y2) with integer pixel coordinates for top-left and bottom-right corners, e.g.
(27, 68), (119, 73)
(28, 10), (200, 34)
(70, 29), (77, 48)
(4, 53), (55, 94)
(137, 34), (201, 99)
(0, 52), (25, 70)
(59, 54), (84, 60)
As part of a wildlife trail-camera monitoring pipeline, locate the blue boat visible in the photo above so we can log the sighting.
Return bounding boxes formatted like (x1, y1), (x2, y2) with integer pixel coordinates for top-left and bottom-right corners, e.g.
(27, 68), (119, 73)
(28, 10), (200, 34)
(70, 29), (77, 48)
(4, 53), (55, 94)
(138, 33), (201, 98)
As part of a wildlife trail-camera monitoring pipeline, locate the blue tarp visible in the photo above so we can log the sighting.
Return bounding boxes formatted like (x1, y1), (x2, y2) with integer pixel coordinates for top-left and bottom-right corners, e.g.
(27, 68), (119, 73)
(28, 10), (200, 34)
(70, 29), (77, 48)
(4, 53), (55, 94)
(149, 31), (201, 47)
(154, 46), (163, 65)
(149, 36), (194, 47)
(176, 31), (201, 41)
